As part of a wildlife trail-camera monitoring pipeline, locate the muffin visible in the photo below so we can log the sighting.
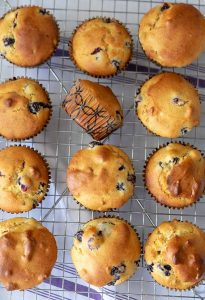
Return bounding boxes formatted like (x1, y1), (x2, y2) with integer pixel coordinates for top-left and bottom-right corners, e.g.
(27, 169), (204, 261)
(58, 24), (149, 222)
(144, 143), (205, 209)
(145, 219), (205, 290)
(0, 145), (50, 213)
(0, 77), (52, 140)
(70, 17), (132, 77)
(67, 143), (135, 211)
(63, 79), (123, 140)
(136, 72), (200, 138)
(0, 217), (57, 290)
(71, 217), (141, 287)
(0, 6), (59, 67)
(139, 3), (205, 67)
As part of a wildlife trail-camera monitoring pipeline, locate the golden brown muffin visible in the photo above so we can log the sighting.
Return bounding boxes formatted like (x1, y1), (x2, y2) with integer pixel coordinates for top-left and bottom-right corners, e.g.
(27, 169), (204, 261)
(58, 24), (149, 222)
(136, 72), (200, 138)
(145, 143), (205, 208)
(67, 143), (135, 211)
(145, 219), (205, 290)
(0, 6), (59, 67)
(0, 146), (50, 213)
(139, 3), (205, 67)
(63, 79), (123, 140)
(0, 217), (57, 290)
(70, 17), (132, 77)
(71, 217), (141, 287)
(0, 77), (51, 140)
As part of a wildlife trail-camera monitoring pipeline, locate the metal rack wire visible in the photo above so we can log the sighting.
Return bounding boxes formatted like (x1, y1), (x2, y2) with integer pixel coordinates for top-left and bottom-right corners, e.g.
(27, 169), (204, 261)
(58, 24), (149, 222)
(0, 0), (205, 299)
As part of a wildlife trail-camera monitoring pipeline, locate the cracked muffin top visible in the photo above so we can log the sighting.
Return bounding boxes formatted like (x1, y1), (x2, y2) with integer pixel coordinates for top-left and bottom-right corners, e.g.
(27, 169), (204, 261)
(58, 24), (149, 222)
(145, 219), (205, 290)
(70, 17), (132, 77)
(0, 217), (57, 290)
(139, 3), (205, 67)
(136, 72), (200, 138)
(145, 143), (205, 208)
(0, 77), (51, 140)
(0, 6), (59, 67)
(0, 146), (49, 213)
(67, 143), (135, 211)
(71, 217), (141, 287)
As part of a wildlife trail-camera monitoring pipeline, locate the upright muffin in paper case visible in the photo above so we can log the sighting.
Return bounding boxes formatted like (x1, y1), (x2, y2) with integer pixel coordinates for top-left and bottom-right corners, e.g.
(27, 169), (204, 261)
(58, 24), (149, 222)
(63, 79), (123, 141)
(0, 217), (57, 290)
(0, 77), (52, 140)
(0, 145), (50, 213)
(69, 17), (133, 77)
(136, 72), (200, 138)
(144, 143), (205, 209)
(139, 3), (205, 67)
(0, 6), (59, 67)
(145, 219), (205, 290)
(71, 217), (141, 287)
(67, 143), (135, 211)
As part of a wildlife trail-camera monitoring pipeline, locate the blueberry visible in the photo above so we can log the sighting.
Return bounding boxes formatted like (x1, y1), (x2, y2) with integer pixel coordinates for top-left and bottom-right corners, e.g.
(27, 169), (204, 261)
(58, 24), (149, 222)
(164, 265), (171, 271)
(111, 59), (120, 71)
(159, 161), (164, 168)
(181, 127), (190, 135)
(38, 182), (46, 194)
(127, 174), (136, 184)
(88, 141), (103, 148)
(28, 102), (51, 114)
(158, 264), (171, 276)
(91, 47), (102, 55)
(119, 165), (125, 171)
(172, 97), (185, 106)
(172, 157), (179, 164)
(147, 263), (154, 272)
(21, 184), (28, 192)
(161, 3), (170, 11)
(3, 37), (15, 47)
(110, 264), (126, 281)
(116, 182), (125, 191)
(75, 230), (84, 242)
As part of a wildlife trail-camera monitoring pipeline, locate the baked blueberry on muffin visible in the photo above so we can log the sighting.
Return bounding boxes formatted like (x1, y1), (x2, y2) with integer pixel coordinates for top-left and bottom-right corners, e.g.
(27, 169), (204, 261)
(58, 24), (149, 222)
(63, 79), (123, 140)
(71, 217), (141, 287)
(0, 6), (59, 67)
(0, 146), (50, 213)
(0, 217), (57, 290)
(139, 3), (205, 67)
(0, 77), (51, 140)
(144, 143), (205, 209)
(70, 17), (132, 77)
(67, 143), (135, 211)
(136, 72), (200, 138)
(145, 219), (205, 290)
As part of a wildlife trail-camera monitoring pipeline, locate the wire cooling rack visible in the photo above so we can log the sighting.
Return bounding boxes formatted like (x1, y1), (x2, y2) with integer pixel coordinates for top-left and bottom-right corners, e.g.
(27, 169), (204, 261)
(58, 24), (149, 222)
(0, 0), (205, 299)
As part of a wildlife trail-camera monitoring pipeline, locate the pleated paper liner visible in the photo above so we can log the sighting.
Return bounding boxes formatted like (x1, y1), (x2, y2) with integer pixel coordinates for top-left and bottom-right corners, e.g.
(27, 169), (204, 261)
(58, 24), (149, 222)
(62, 79), (123, 141)
(67, 141), (136, 212)
(69, 16), (134, 78)
(0, 76), (53, 141)
(0, 5), (60, 68)
(145, 219), (205, 291)
(0, 144), (51, 214)
(143, 141), (205, 210)
(72, 214), (142, 286)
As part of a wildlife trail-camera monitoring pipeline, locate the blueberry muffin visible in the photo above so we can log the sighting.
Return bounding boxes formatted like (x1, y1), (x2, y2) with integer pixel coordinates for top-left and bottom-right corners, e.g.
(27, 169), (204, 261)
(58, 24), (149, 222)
(63, 80), (123, 140)
(67, 143), (135, 211)
(139, 3), (205, 67)
(71, 217), (141, 287)
(0, 77), (51, 140)
(145, 219), (205, 290)
(136, 72), (200, 138)
(0, 6), (59, 67)
(0, 146), (50, 213)
(145, 143), (205, 209)
(0, 217), (57, 290)
(70, 17), (132, 77)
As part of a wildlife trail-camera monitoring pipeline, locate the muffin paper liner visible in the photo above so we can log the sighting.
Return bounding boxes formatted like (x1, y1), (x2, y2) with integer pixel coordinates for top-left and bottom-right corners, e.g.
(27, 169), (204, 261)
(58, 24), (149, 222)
(0, 5), (60, 68)
(145, 219), (204, 291)
(0, 76), (53, 141)
(0, 144), (51, 214)
(69, 16), (133, 78)
(143, 141), (205, 210)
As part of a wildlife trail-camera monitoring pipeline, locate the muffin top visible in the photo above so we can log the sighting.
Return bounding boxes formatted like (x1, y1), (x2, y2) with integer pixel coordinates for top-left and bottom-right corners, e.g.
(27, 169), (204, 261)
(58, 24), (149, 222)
(0, 78), (51, 140)
(63, 79), (123, 140)
(67, 143), (135, 211)
(136, 72), (200, 138)
(139, 3), (205, 67)
(145, 143), (205, 208)
(0, 146), (49, 213)
(70, 17), (132, 76)
(145, 219), (205, 290)
(71, 217), (141, 287)
(0, 217), (57, 290)
(0, 6), (59, 67)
